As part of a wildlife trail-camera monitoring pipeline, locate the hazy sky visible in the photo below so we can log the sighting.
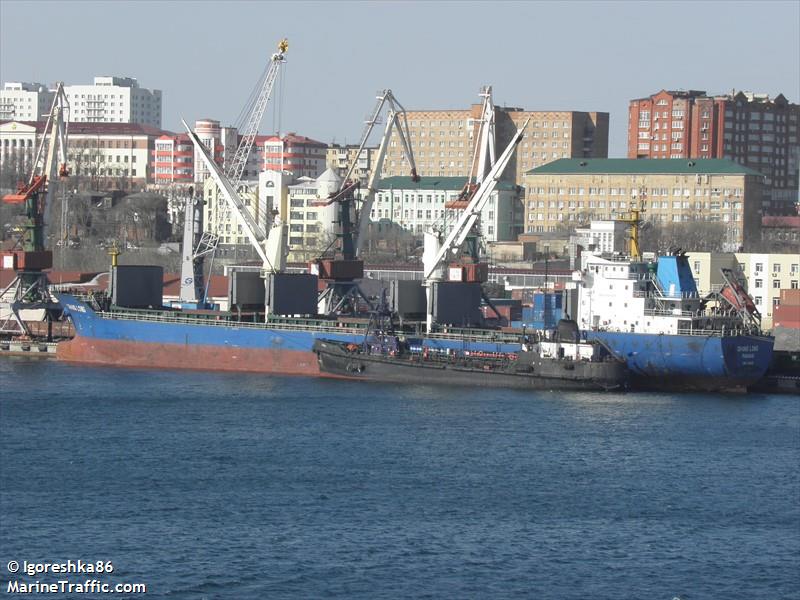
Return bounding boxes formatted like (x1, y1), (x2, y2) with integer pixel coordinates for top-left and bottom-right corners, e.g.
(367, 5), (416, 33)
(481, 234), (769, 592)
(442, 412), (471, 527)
(1, 0), (798, 156)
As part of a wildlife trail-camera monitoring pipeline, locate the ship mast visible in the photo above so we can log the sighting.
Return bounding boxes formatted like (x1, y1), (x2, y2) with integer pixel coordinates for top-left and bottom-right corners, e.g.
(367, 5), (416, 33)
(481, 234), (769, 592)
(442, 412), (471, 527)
(616, 208), (644, 260)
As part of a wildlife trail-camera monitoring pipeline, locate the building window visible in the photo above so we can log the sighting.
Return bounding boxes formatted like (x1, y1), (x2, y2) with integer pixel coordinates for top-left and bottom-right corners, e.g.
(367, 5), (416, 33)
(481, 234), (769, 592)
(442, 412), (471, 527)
(773, 263), (781, 273)
(773, 280), (781, 289)
(755, 279), (763, 288)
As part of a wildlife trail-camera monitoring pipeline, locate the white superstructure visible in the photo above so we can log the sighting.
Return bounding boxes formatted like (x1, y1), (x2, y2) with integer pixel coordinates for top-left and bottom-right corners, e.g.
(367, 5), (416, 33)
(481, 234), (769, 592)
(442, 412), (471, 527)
(572, 250), (753, 336)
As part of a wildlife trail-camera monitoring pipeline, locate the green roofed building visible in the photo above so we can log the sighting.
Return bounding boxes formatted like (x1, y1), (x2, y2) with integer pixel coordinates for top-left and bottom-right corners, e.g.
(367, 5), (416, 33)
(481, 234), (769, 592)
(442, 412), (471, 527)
(522, 158), (765, 250)
(375, 176), (523, 242)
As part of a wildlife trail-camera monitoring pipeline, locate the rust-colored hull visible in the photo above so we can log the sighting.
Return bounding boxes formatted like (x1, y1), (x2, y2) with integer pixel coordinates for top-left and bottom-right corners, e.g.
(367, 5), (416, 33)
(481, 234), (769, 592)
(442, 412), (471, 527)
(57, 336), (323, 376)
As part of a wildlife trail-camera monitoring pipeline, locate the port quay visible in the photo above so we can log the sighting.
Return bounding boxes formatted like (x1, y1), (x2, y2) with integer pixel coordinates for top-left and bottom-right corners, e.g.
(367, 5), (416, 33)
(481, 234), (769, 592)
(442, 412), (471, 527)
(1, 2), (798, 598)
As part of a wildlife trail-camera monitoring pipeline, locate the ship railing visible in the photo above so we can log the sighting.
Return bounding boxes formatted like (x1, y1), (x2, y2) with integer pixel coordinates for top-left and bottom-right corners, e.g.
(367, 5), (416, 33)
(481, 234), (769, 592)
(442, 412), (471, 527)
(627, 272), (654, 281)
(643, 308), (695, 317)
(633, 290), (701, 299)
(98, 309), (368, 335)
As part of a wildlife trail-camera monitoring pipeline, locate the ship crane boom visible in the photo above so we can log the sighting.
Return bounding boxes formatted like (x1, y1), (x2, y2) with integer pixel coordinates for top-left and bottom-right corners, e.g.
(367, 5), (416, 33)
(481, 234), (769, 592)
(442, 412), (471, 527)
(423, 118), (528, 281)
(184, 120), (271, 267)
(226, 38), (288, 188)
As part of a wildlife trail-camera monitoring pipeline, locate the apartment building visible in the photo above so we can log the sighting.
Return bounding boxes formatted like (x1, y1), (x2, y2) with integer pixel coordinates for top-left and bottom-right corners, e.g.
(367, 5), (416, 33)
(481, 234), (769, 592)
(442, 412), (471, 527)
(326, 144), (376, 184)
(192, 119), (237, 184)
(152, 133), (194, 186)
(0, 82), (55, 121)
(285, 169), (341, 261)
(686, 251), (800, 331)
(380, 104), (608, 187)
(60, 76), (162, 128)
(522, 158), (764, 250)
(1, 120), (161, 190)
(261, 133), (327, 179)
(628, 89), (799, 213)
(374, 175), (523, 243)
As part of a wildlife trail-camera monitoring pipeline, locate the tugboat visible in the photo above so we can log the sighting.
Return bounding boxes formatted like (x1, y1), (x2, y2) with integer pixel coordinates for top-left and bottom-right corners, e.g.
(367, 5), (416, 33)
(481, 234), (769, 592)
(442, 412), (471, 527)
(312, 306), (628, 392)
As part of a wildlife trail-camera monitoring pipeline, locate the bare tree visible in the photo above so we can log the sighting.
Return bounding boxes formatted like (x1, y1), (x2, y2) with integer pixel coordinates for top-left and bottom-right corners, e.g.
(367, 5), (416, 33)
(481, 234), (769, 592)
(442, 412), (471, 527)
(639, 220), (727, 253)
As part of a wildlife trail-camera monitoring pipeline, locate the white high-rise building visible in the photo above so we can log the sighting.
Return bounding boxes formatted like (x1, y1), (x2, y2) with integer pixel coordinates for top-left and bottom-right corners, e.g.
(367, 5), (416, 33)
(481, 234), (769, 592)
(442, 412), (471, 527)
(0, 82), (55, 121)
(63, 76), (162, 127)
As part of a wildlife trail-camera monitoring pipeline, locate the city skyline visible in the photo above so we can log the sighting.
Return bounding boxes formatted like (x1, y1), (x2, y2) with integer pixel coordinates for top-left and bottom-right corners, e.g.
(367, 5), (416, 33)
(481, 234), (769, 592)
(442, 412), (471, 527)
(1, 0), (799, 157)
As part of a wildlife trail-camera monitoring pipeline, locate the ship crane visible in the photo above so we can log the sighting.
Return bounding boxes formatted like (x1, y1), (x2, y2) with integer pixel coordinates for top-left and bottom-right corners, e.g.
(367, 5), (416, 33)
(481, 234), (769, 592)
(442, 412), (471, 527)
(445, 85), (496, 210)
(185, 119), (286, 315)
(1, 83), (70, 336)
(310, 89), (419, 316)
(179, 38), (288, 307)
(422, 85), (499, 319)
(422, 118), (529, 332)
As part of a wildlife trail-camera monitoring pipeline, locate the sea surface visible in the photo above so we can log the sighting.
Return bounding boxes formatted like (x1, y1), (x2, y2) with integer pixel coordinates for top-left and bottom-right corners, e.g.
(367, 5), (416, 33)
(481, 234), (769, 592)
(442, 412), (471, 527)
(1, 358), (798, 599)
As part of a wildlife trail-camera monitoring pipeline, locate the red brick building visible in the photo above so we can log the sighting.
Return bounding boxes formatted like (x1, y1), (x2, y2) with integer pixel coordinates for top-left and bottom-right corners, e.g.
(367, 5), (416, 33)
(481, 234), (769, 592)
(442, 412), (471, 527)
(628, 90), (799, 214)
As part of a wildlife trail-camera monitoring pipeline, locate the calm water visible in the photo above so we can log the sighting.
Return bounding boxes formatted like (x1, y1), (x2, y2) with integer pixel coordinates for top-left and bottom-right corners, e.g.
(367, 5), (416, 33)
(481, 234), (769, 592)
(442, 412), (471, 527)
(1, 358), (798, 599)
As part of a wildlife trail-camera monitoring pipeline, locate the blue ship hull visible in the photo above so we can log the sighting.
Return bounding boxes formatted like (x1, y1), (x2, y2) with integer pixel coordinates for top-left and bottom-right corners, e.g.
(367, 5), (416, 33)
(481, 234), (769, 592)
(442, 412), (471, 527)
(587, 331), (773, 392)
(56, 295), (772, 391)
(56, 295), (520, 378)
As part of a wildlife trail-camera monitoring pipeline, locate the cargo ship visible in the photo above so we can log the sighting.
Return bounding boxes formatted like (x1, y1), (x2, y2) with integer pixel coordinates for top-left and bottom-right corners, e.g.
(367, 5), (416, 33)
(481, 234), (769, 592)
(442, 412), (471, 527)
(568, 248), (773, 392)
(313, 319), (627, 391)
(55, 293), (525, 376)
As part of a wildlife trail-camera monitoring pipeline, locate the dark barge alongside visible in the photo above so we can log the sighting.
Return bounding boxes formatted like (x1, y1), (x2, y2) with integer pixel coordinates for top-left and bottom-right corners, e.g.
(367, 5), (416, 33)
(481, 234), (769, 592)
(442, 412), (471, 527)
(313, 320), (628, 392)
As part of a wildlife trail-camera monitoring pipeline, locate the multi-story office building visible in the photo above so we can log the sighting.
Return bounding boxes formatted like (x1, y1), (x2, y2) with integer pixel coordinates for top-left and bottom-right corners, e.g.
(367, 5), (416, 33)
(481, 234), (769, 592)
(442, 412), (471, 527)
(0, 82), (55, 121)
(0, 119), (161, 190)
(380, 104), (608, 187)
(628, 89), (799, 214)
(62, 76), (162, 128)
(522, 158), (764, 250)
(374, 175), (523, 242)
(326, 144), (376, 184)
(686, 251), (800, 331)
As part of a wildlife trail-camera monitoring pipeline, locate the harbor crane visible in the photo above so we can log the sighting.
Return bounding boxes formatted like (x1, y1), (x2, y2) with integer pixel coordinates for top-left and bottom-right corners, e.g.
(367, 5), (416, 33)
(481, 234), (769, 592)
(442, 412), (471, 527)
(309, 89), (419, 315)
(1, 83), (70, 336)
(422, 118), (529, 332)
(179, 38), (287, 306)
(341, 89), (419, 257)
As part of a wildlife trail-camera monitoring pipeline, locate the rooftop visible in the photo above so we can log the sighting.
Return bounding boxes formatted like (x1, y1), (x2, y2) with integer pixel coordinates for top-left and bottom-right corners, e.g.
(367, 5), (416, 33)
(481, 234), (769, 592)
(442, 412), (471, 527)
(526, 158), (764, 177)
(378, 175), (518, 192)
(0, 119), (168, 136)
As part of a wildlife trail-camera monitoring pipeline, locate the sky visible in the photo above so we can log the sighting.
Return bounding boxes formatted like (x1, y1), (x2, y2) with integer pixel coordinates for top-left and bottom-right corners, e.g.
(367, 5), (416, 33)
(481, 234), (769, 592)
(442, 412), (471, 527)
(1, 0), (798, 157)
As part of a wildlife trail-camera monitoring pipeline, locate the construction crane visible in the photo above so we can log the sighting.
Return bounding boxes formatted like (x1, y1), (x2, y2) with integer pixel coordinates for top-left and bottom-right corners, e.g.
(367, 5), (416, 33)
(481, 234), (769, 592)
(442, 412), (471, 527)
(340, 89), (418, 257)
(422, 118), (529, 331)
(179, 38), (288, 306)
(1, 83), (70, 336)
